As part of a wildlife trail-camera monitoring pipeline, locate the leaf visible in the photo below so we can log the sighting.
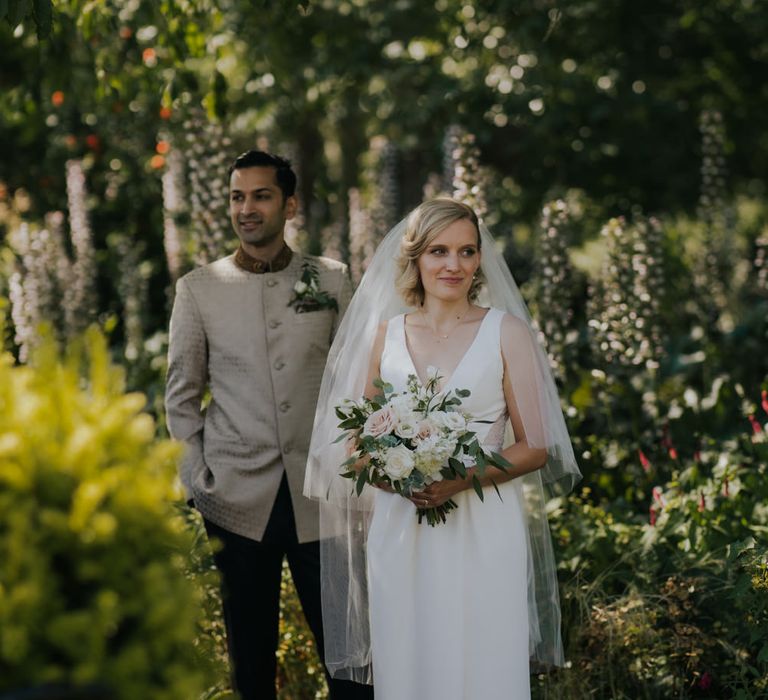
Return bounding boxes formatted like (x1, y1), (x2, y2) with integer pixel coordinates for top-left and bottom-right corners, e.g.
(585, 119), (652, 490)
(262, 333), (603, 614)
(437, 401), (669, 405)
(448, 456), (466, 477)
(727, 536), (756, 562)
(335, 407), (347, 420)
(490, 478), (503, 502)
(490, 451), (514, 471)
(472, 475), (484, 501)
(456, 432), (472, 445)
(338, 418), (361, 430)
(455, 389), (471, 398)
(355, 468), (368, 496)
(332, 432), (348, 444)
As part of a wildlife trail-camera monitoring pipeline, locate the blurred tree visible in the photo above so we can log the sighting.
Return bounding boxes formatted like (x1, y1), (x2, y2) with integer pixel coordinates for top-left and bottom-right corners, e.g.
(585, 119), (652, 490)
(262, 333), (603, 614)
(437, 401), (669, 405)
(1, 0), (767, 353)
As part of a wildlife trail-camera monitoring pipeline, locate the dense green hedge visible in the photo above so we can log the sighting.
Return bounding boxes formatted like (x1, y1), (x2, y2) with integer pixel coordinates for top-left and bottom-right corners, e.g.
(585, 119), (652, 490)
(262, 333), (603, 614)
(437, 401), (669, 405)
(0, 327), (221, 698)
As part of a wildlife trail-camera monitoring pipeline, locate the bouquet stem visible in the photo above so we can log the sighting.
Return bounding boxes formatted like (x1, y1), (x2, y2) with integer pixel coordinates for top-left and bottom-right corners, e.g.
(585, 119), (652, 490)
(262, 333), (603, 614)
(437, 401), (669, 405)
(417, 499), (459, 526)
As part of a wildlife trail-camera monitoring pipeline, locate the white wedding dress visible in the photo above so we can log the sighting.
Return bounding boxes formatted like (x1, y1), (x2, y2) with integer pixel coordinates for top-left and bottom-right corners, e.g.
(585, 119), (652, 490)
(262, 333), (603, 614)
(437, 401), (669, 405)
(366, 307), (531, 700)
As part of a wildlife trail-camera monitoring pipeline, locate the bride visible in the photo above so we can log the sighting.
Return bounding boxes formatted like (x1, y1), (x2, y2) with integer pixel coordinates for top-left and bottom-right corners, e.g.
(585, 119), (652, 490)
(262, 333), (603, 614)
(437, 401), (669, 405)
(304, 198), (581, 699)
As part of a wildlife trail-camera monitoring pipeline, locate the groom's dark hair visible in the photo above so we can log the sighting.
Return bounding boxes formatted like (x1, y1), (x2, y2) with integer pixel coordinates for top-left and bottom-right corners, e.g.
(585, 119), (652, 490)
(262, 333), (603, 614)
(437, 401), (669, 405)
(228, 150), (297, 201)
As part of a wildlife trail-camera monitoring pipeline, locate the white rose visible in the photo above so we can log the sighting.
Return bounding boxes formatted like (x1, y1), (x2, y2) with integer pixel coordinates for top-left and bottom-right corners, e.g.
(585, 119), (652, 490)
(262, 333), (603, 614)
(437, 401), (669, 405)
(362, 406), (398, 438)
(388, 395), (420, 432)
(394, 419), (419, 440)
(388, 394), (413, 418)
(435, 411), (466, 433)
(294, 280), (309, 294)
(383, 444), (415, 480)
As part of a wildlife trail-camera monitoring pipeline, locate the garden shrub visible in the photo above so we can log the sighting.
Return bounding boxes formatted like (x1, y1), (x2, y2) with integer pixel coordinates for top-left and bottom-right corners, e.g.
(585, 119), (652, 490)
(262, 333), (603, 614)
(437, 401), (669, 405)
(537, 406), (768, 699)
(0, 327), (221, 699)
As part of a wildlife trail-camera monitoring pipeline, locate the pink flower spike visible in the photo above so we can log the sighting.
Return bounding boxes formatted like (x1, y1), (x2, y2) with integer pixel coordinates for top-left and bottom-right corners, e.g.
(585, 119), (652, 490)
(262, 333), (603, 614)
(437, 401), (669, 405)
(638, 449), (651, 472)
(649, 505), (657, 526)
(748, 414), (763, 436)
(652, 486), (666, 507)
(761, 390), (768, 415)
(698, 492), (706, 512)
(668, 447), (678, 460)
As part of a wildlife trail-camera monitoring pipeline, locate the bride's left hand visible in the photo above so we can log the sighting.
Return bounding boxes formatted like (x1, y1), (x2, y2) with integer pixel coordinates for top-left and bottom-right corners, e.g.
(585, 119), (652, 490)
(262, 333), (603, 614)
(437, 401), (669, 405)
(410, 478), (468, 508)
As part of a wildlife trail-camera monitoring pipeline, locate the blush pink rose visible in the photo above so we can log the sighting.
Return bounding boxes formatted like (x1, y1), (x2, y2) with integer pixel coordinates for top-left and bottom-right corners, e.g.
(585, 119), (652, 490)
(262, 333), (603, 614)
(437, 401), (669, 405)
(415, 418), (438, 442)
(362, 406), (398, 438)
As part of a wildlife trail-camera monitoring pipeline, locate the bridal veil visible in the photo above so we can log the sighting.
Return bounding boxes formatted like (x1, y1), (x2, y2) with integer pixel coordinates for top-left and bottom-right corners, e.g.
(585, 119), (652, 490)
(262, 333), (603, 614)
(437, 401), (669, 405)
(304, 203), (581, 683)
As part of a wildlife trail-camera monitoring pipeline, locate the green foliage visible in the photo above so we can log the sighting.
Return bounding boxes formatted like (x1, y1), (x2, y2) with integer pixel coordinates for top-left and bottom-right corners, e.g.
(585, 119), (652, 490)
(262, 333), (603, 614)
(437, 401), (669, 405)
(1, 0), (52, 38)
(540, 388), (768, 699)
(277, 563), (327, 699)
(1, 2), (767, 696)
(0, 327), (221, 698)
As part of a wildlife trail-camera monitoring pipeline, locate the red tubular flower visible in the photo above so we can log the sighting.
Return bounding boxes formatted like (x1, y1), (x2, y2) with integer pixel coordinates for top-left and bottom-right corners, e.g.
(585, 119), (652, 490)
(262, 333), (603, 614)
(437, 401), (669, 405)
(649, 504), (657, 526)
(652, 486), (665, 507)
(697, 671), (712, 690)
(698, 492), (706, 512)
(748, 414), (763, 435)
(761, 390), (768, 415)
(638, 449), (651, 472)
(668, 447), (678, 460)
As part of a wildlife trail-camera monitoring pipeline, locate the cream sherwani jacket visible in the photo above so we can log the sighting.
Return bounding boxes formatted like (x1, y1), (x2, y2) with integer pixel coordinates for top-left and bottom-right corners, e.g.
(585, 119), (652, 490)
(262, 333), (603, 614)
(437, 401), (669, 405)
(165, 250), (352, 543)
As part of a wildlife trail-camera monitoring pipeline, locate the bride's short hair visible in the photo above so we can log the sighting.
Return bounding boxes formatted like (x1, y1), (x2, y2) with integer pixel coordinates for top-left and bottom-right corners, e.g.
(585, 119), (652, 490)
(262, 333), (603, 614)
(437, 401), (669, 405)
(396, 198), (484, 307)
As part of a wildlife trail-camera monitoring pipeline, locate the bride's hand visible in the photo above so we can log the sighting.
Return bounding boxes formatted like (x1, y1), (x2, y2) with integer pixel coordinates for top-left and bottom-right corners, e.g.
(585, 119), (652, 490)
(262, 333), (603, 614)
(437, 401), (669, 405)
(345, 433), (373, 474)
(410, 478), (468, 508)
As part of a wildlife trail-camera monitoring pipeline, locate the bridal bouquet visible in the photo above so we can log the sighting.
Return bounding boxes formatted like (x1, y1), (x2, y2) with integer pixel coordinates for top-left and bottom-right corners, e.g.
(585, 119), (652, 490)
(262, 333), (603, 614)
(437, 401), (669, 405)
(334, 367), (512, 526)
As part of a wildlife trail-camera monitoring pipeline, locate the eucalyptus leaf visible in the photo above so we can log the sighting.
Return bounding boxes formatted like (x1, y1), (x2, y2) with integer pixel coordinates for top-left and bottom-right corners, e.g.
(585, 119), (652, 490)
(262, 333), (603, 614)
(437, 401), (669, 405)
(472, 475), (484, 501)
(490, 451), (514, 471)
(355, 468), (368, 496)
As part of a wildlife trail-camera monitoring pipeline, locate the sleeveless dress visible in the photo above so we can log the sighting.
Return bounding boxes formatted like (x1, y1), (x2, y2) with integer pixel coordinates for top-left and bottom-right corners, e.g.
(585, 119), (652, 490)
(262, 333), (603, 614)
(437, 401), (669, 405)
(366, 308), (531, 700)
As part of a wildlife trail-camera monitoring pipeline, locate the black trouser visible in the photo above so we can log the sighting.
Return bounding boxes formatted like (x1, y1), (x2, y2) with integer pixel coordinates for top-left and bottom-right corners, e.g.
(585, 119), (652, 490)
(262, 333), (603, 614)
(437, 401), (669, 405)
(204, 476), (373, 700)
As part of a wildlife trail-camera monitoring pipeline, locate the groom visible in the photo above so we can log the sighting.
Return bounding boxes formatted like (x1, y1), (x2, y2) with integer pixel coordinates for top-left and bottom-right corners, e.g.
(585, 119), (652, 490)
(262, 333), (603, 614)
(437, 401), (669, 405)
(165, 150), (371, 699)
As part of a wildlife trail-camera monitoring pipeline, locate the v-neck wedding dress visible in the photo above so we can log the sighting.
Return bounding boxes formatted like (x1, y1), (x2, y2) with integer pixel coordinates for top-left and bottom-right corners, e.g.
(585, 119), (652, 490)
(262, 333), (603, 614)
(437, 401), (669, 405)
(366, 307), (531, 700)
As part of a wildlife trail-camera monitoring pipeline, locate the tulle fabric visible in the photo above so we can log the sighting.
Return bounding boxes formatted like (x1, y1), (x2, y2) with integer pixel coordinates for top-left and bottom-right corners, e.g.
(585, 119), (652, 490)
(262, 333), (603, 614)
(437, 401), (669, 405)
(304, 213), (581, 683)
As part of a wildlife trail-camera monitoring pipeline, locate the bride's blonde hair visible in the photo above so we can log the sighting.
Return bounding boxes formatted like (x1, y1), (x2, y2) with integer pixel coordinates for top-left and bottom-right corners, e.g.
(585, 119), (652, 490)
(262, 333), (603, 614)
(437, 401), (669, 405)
(396, 198), (484, 307)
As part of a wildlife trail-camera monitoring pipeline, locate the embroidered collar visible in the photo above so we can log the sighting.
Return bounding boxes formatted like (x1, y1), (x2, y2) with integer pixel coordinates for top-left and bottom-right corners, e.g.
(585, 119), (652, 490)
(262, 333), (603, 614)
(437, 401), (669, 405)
(234, 244), (293, 274)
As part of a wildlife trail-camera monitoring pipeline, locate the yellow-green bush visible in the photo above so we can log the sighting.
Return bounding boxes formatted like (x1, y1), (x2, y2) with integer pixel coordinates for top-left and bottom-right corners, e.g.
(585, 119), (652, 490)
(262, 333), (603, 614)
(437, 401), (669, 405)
(0, 327), (219, 698)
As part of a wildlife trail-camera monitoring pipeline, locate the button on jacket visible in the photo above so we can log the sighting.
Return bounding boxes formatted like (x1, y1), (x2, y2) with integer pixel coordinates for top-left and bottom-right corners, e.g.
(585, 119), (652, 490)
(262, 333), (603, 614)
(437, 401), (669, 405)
(165, 250), (353, 543)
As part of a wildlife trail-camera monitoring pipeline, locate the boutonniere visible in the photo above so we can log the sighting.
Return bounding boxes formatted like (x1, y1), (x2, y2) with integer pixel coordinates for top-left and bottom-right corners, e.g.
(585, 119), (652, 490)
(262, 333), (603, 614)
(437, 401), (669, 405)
(288, 261), (339, 313)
